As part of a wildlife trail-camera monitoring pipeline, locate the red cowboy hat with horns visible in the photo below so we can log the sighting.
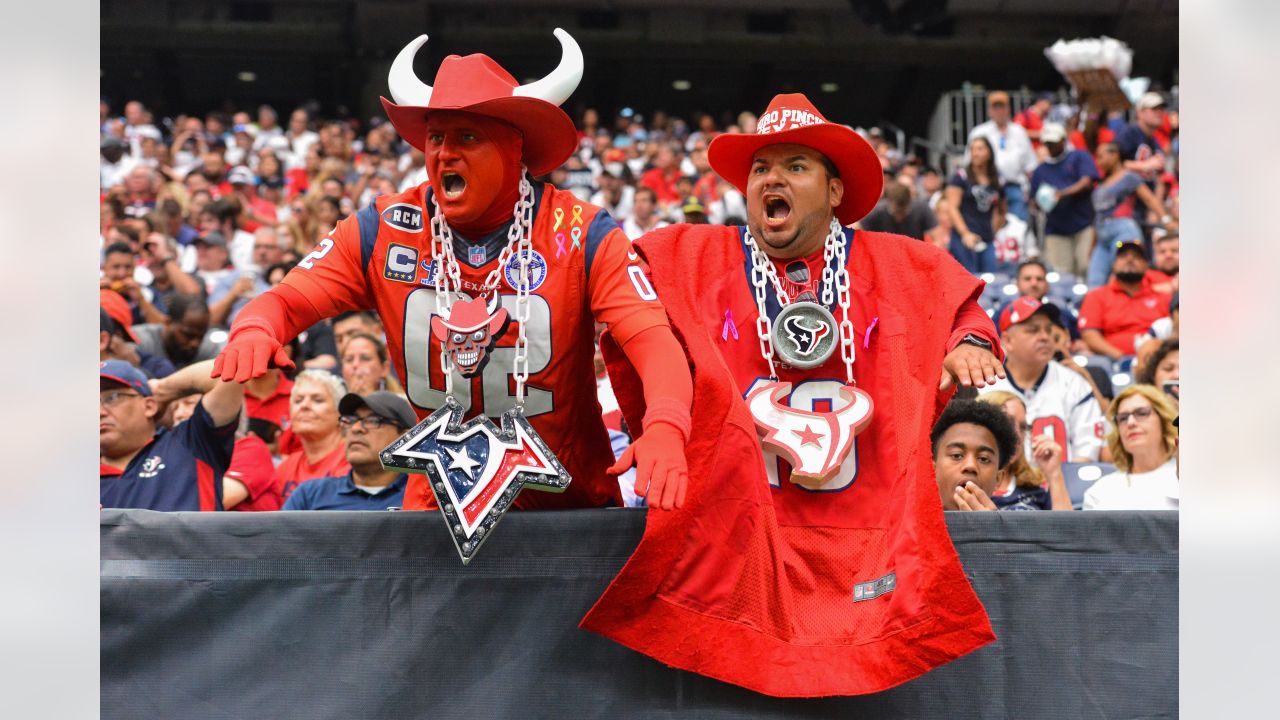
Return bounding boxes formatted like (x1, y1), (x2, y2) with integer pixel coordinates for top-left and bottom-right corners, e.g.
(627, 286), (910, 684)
(708, 93), (883, 225)
(380, 29), (583, 177)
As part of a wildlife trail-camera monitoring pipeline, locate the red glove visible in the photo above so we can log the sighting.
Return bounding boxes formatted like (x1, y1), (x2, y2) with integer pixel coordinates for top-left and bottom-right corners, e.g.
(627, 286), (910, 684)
(211, 317), (295, 383)
(608, 396), (690, 510)
(608, 423), (688, 510)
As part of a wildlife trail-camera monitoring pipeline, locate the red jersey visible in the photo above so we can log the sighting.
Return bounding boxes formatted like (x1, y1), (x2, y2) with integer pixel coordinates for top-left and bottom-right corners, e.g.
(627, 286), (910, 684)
(276, 444), (350, 503)
(1078, 276), (1172, 355)
(585, 225), (997, 697)
(275, 182), (668, 509)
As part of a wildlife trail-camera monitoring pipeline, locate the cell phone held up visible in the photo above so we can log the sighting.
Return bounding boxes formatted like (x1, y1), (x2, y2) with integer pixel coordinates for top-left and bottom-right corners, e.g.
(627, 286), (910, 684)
(1162, 380), (1180, 401)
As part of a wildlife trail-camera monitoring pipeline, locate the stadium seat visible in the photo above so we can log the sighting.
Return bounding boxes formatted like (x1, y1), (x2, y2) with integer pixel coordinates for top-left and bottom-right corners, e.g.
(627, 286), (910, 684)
(1083, 354), (1114, 374)
(1061, 461), (1116, 509)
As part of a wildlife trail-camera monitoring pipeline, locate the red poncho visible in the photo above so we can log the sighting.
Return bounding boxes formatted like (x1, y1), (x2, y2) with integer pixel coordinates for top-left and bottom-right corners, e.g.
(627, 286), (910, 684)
(583, 224), (996, 697)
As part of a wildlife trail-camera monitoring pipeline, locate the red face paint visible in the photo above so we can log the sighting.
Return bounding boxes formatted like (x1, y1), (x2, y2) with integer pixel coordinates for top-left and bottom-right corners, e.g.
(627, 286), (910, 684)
(424, 111), (524, 236)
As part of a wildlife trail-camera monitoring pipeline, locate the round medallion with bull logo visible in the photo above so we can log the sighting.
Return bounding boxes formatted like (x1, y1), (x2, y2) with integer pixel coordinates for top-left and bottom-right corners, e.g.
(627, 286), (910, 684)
(771, 301), (838, 369)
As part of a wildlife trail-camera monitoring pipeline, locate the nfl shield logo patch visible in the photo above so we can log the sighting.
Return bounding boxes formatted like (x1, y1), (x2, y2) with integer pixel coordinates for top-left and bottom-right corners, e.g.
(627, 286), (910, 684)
(468, 245), (487, 265)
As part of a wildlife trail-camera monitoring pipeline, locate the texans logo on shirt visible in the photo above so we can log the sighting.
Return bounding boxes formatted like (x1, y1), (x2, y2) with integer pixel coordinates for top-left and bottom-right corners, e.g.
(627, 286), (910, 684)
(971, 185), (1000, 213)
(138, 455), (166, 479)
(782, 314), (831, 358)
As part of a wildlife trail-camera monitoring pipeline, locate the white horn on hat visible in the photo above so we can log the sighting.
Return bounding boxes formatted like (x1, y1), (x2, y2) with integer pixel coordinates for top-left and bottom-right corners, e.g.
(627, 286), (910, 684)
(388, 34), (432, 106)
(512, 28), (583, 106)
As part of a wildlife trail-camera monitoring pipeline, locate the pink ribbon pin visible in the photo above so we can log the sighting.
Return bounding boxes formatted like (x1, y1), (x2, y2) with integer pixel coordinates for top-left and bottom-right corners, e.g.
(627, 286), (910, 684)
(555, 232), (566, 258)
(721, 309), (739, 341)
(863, 316), (879, 350)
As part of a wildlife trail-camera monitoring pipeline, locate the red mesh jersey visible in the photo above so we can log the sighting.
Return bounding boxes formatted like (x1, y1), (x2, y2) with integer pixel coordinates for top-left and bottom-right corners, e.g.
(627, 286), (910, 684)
(585, 225), (997, 697)
(276, 182), (667, 510)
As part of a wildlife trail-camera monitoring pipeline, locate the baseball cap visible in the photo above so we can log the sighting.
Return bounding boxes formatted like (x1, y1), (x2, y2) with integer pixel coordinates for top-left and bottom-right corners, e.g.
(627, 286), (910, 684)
(1115, 239), (1146, 257)
(998, 296), (1063, 334)
(987, 91), (1011, 106)
(338, 391), (416, 430)
(196, 231), (228, 247)
(1040, 122), (1067, 144)
(100, 288), (139, 343)
(1136, 92), (1166, 110)
(681, 196), (707, 216)
(232, 123), (257, 136)
(100, 360), (152, 396)
(227, 166), (256, 185)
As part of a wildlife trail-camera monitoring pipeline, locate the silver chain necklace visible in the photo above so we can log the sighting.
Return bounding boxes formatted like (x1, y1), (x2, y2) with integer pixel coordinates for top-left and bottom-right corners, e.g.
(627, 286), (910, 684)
(429, 170), (536, 405)
(745, 217), (857, 383)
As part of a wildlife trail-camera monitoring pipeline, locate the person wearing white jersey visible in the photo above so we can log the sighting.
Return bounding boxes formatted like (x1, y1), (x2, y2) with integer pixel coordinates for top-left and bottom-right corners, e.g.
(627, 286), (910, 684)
(986, 296), (1104, 462)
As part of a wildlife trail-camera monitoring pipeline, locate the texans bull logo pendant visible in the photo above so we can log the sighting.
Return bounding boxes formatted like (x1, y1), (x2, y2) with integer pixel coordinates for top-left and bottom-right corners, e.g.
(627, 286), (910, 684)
(771, 301), (838, 369)
(746, 381), (874, 487)
(380, 397), (571, 564)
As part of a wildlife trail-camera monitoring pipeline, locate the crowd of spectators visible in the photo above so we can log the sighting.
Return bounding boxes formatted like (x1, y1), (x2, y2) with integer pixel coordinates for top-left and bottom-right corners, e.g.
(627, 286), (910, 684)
(100, 87), (1179, 515)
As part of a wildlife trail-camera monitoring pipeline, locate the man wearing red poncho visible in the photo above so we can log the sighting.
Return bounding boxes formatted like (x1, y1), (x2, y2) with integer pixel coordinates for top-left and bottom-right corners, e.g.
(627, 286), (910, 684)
(586, 94), (1007, 697)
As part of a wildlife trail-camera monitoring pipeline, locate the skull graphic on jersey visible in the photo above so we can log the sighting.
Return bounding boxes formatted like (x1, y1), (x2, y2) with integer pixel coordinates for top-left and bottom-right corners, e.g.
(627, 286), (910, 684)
(430, 295), (510, 377)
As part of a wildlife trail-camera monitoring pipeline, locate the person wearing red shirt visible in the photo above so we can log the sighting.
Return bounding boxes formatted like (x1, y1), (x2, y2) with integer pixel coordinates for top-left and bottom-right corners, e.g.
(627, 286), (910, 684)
(1015, 92), (1054, 148)
(1078, 240), (1172, 359)
(244, 367), (294, 453)
(212, 29), (692, 511)
(639, 144), (682, 208)
(274, 369), (350, 502)
(584, 93), (1004, 697)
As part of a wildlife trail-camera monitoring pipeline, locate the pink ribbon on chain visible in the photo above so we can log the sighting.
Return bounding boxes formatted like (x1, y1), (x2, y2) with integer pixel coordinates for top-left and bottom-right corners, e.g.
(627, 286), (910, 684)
(721, 308), (739, 341)
(863, 316), (879, 349)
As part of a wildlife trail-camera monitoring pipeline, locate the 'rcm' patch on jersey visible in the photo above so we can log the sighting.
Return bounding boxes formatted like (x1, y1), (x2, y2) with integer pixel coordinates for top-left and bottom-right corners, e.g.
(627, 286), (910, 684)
(381, 203), (424, 232)
(384, 244), (418, 283)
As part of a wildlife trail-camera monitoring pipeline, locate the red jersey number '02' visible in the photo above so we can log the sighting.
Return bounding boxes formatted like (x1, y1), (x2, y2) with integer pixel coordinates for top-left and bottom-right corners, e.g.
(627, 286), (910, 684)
(403, 287), (554, 419)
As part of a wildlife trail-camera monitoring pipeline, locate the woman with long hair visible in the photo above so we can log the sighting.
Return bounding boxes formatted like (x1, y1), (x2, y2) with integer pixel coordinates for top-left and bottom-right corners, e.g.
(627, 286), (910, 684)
(1083, 384), (1179, 510)
(945, 136), (1006, 273)
(977, 390), (1073, 511)
(1087, 142), (1166, 287)
(340, 332), (405, 397)
(283, 194), (318, 256)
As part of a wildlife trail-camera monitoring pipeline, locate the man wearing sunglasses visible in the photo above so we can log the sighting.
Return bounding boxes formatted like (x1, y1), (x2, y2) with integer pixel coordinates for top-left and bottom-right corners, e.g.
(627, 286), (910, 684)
(281, 391), (416, 510)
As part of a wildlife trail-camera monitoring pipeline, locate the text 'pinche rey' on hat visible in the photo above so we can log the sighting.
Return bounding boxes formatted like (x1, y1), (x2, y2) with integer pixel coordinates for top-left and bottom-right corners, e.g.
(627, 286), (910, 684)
(707, 93), (883, 225)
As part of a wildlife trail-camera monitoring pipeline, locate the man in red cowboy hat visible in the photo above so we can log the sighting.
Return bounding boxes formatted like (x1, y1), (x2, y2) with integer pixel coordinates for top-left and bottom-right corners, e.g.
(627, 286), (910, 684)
(210, 29), (691, 511)
(583, 94), (1006, 696)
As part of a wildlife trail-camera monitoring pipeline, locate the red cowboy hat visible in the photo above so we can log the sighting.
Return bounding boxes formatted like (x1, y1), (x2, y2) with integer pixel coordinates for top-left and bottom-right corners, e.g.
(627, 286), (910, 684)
(708, 93), (883, 225)
(380, 29), (583, 177)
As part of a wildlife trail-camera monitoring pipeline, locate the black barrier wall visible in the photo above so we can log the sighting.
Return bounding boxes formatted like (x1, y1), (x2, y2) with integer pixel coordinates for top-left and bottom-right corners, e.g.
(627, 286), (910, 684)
(101, 510), (1177, 719)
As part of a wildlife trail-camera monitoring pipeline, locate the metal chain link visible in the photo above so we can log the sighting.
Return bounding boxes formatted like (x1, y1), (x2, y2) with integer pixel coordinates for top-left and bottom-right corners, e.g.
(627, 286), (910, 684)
(744, 218), (855, 383)
(428, 168), (536, 402)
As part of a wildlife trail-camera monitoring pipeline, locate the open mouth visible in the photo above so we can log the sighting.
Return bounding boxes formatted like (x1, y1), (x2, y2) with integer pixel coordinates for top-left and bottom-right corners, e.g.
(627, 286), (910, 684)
(453, 350), (480, 367)
(442, 172), (466, 199)
(763, 194), (791, 227)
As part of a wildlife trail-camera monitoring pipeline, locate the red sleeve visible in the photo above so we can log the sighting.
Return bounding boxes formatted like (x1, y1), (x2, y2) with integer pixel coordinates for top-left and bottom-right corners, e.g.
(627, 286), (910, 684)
(1077, 290), (1103, 334)
(587, 228), (671, 347)
(947, 298), (1005, 361)
(226, 436), (277, 503)
(230, 211), (374, 343)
